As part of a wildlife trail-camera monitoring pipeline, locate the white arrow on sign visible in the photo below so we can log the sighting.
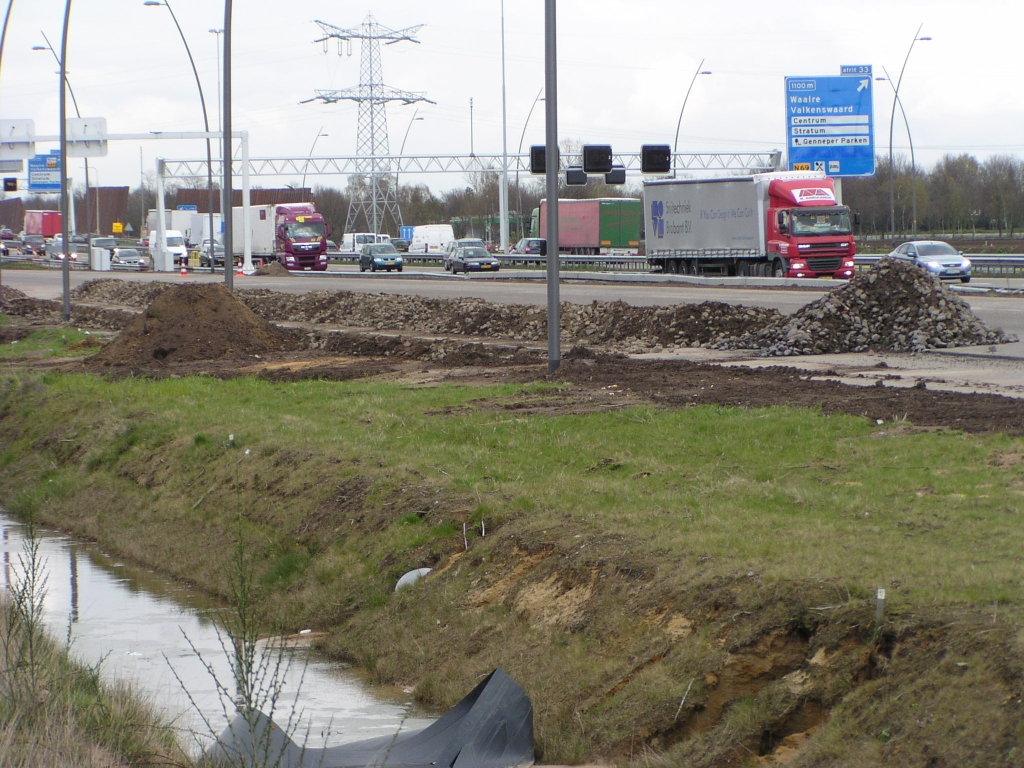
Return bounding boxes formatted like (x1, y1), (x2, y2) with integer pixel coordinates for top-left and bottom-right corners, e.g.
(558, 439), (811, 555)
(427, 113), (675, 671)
(857, 78), (870, 92)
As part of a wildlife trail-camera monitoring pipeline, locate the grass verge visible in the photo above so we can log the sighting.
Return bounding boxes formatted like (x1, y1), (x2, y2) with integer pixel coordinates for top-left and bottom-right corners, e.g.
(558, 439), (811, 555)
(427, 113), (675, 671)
(1, 367), (1023, 766)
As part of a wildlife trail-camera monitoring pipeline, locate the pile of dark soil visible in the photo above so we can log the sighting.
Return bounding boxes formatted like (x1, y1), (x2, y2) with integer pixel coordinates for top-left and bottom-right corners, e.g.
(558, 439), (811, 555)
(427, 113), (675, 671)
(86, 283), (298, 368)
(70, 280), (170, 309)
(713, 258), (1011, 356)
(0, 284), (28, 305)
(253, 261), (291, 277)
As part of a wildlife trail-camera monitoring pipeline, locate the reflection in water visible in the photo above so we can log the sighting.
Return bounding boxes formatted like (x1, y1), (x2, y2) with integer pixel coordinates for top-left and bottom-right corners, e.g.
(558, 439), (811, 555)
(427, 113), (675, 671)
(0, 513), (432, 755)
(69, 546), (79, 624)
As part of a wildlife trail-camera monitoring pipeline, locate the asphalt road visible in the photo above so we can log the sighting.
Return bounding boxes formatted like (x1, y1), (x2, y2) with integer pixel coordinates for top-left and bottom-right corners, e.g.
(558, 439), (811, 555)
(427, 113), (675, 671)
(3, 266), (1023, 356)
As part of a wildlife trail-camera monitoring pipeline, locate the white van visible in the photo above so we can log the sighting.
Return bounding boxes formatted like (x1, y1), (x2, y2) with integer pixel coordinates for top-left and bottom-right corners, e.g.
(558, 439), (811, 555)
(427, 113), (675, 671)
(163, 229), (188, 265)
(410, 224), (455, 255)
(341, 232), (390, 253)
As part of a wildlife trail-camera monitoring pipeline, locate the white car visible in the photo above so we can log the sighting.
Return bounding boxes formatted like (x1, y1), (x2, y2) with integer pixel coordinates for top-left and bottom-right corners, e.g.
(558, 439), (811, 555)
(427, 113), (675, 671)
(887, 241), (971, 283)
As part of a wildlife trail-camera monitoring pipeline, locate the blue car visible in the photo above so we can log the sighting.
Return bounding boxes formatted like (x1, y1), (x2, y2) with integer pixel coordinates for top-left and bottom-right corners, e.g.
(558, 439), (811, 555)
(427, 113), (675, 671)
(359, 242), (404, 272)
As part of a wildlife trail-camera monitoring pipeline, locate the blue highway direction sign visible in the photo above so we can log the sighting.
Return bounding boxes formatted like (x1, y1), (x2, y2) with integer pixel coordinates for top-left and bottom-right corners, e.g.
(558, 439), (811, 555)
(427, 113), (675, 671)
(27, 152), (61, 191)
(785, 75), (875, 177)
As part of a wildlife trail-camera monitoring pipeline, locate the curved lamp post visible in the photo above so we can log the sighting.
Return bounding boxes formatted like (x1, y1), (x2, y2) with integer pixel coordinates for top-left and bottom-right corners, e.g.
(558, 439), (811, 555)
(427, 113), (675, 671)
(300, 127), (328, 203)
(144, 0), (216, 271)
(887, 25), (930, 242)
(395, 111), (423, 215)
(514, 87), (544, 241)
(34, 33), (91, 239)
(673, 60), (711, 177)
(877, 68), (918, 237)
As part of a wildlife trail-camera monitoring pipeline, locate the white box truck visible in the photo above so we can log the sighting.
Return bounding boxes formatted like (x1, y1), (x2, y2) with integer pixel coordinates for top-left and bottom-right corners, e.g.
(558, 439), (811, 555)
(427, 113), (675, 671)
(643, 171), (857, 278)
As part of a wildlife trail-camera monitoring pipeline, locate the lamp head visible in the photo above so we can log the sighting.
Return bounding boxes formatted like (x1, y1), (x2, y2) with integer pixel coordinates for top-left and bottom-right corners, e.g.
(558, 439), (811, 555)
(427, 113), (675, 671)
(31, 45), (48, 51)
(699, 70), (712, 75)
(918, 36), (932, 41)
(143, 2), (164, 7)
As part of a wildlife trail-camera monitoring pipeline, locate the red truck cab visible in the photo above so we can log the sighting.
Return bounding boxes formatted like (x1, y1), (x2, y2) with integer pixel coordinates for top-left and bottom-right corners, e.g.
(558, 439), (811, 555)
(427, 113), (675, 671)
(765, 178), (856, 279)
(274, 203), (331, 271)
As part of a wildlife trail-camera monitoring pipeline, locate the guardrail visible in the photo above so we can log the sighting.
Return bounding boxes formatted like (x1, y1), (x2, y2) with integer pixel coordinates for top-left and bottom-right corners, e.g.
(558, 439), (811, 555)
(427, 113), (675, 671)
(0, 252), (145, 271)
(854, 254), (1024, 277)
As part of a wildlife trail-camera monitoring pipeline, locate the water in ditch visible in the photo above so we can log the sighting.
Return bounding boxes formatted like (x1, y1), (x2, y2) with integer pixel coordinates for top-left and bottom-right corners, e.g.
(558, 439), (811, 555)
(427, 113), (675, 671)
(0, 512), (434, 755)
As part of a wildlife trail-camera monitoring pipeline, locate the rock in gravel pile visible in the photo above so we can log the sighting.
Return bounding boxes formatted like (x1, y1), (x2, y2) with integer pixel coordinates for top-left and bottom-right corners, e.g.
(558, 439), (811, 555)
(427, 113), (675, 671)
(711, 258), (1012, 356)
(87, 283), (296, 367)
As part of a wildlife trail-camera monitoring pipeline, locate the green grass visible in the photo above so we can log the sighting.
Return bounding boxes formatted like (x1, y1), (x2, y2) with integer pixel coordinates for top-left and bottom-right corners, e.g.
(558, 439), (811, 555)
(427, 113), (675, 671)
(2, 371), (1023, 610)
(0, 327), (100, 359)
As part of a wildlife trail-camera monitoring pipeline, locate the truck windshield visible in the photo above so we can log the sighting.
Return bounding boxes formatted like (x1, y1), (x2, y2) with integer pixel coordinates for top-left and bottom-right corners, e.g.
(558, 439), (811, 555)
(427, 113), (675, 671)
(166, 236), (184, 247)
(285, 221), (325, 239)
(791, 208), (852, 236)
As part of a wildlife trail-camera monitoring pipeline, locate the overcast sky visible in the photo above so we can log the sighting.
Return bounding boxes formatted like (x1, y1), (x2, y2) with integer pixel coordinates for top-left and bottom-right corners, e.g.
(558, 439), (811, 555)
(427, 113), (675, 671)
(1, 0), (1021, 195)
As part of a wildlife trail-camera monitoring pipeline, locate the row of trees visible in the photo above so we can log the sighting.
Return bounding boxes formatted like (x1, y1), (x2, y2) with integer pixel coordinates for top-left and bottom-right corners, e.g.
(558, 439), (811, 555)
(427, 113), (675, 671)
(843, 153), (1024, 237)
(8, 151), (1024, 241)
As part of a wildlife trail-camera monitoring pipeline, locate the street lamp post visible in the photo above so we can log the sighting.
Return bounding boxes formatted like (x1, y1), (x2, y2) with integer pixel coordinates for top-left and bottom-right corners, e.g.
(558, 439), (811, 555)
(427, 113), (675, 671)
(877, 69), (918, 237)
(514, 88), (543, 241)
(34, 33), (91, 239)
(673, 59), (711, 177)
(144, 0), (216, 271)
(300, 127), (328, 202)
(887, 24), (931, 242)
(58, 0), (73, 321)
(395, 111), (423, 213)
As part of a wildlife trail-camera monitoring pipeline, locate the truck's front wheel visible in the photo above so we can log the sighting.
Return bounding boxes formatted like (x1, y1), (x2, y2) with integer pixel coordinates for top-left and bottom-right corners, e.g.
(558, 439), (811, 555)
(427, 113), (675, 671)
(773, 259), (787, 278)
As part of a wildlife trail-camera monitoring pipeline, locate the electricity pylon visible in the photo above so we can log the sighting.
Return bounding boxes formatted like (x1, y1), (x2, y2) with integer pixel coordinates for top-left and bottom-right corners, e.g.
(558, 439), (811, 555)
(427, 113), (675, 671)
(304, 14), (434, 234)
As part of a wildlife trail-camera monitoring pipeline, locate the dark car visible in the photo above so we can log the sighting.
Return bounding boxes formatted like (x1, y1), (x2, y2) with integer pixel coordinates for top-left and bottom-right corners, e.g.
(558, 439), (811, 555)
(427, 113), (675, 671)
(512, 237), (544, 255)
(359, 242), (403, 272)
(443, 237), (486, 271)
(389, 237), (409, 253)
(0, 227), (14, 240)
(450, 246), (500, 275)
(111, 247), (148, 269)
(199, 242), (227, 268)
(887, 240), (971, 283)
(20, 234), (47, 256)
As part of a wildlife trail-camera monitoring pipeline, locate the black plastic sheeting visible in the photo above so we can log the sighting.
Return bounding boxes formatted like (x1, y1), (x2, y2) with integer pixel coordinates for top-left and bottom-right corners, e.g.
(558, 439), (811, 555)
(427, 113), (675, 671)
(207, 668), (535, 768)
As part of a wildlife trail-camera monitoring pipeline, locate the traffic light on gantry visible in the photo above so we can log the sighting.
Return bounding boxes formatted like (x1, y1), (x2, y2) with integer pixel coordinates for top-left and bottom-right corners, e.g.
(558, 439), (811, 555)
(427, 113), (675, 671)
(582, 145), (613, 174)
(641, 145), (672, 174)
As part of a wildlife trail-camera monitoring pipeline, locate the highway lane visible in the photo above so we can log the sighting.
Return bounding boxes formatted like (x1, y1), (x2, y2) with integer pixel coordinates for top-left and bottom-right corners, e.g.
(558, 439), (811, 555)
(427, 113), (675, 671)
(3, 266), (1022, 350)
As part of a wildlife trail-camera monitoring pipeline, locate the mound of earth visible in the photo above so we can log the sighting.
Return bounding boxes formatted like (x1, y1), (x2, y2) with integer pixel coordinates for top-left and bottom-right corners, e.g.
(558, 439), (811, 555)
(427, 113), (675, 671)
(254, 261), (291, 277)
(64, 264), (1014, 360)
(70, 279), (169, 308)
(712, 258), (1012, 356)
(0, 284), (28, 305)
(87, 283), (297, 368)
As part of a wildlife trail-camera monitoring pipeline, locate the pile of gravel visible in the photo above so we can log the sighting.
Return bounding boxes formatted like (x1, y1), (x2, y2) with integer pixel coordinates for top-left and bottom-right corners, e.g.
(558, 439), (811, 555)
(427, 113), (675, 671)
(711, 258), (1012, 356)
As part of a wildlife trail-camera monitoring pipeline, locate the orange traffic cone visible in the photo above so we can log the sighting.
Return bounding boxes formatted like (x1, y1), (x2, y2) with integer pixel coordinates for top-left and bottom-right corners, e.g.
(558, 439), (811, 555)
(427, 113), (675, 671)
(236, 261), (244, 277)
(180, 261), (188, 277)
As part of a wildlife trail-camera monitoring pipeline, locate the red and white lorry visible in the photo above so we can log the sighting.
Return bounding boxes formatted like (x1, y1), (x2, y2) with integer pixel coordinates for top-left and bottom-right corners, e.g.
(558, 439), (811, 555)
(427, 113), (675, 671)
(643, 171), (856, 278)
(24, 210), (62, 239)
(232, 202), (331, 271)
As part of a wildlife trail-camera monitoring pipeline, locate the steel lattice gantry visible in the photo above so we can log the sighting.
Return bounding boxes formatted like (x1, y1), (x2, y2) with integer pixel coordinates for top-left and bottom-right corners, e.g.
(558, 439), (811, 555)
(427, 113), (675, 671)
(159, 150), (782, 181)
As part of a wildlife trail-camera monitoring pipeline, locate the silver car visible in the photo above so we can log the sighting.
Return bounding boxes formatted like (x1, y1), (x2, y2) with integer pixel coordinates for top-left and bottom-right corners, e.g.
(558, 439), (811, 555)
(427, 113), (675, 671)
(888, 240), (971, 283)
